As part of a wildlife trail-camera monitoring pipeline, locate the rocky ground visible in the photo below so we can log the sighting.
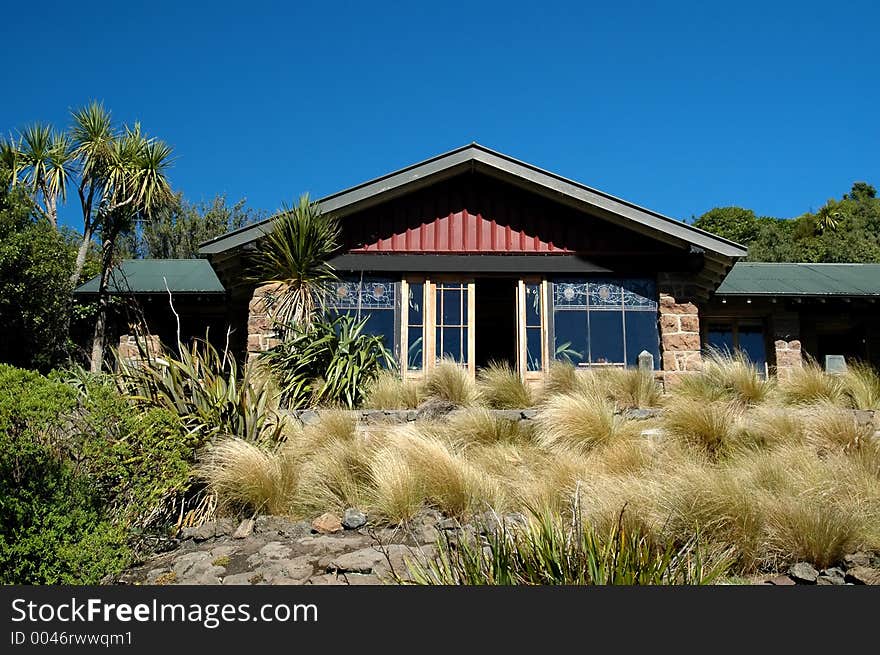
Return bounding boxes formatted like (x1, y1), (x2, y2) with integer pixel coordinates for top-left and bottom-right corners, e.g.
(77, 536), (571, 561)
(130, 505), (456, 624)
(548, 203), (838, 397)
(116, 509), (880, 586)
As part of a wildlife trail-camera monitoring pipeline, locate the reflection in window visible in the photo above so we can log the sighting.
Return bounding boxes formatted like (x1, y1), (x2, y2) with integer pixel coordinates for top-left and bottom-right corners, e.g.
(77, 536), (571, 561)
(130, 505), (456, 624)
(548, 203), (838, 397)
(550, 278), (659, 368)
(435, 282), (468, 364)
(407, 282), (424, 370)
(524, 283), (543, 371)
(706, 321), (767, 373)
(327, 277), (398, 366)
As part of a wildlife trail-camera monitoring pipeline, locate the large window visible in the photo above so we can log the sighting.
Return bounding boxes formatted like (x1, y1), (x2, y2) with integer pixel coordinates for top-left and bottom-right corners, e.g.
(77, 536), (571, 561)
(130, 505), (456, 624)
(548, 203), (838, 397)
(550, 278), (659, 368)
(328, 276), (398, 365)
(406, 282), (424, 371)
(706, 320), (767, 372)
(435, 281), (469, 364)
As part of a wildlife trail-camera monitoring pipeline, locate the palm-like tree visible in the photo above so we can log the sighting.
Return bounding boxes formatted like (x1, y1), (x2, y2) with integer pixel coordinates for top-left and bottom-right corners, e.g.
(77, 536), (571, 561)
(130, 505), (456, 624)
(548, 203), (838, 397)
(18, 123), (76, 228)
(0, 136), (23, 188)
(250, 194), (341, 331)
(88, 124), (174, 371)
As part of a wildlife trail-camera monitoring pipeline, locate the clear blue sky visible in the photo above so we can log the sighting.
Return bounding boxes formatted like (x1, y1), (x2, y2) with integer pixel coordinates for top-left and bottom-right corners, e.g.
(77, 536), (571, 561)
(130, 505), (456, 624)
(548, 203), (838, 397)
(2, 0), (878, 231)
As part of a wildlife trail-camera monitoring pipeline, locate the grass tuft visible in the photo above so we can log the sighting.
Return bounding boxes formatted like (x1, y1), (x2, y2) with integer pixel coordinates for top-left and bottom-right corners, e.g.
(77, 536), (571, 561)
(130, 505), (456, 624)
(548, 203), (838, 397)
(535, 392), (637, 454)
(361, 372), (422, 409)
(477, 362), (534, 408)
(423, 358), (479, 406)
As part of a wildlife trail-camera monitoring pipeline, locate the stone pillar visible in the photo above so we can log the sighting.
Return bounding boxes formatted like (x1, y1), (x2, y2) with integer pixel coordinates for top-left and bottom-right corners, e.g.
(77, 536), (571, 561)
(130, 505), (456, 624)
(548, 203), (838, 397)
(117, 332), (162, 365)
(774, 340), (803, 381)
(659, 293), (702, 387)
(247, 283), (283, 358)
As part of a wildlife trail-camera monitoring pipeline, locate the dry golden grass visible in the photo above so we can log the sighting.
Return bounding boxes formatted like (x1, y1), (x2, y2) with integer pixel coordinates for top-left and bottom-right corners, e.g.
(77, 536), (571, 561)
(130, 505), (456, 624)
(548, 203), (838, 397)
(477, 362), (534, 408)
(423, 358), (479, 406)
(780, 361), (847, 405)
(662, 398), (746, 458)
(804, 402), (876, 452)
(841, 361), (880, 410)
(599, 368), (663, 409)
(361, 372), (422, 409)
(446, 408), (531, 446)
(673, 350), (775, 405)
(198, 438), (298, 515)
(535, 392), (638, 454)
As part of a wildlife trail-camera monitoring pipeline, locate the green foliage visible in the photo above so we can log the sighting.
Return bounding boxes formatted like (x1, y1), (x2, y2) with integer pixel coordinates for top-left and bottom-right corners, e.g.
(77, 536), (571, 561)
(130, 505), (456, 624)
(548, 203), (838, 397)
(693, 206), (760, 244)
(402, 510), (732, 585)
(0, 185), (76, 370)
(123, 193), (262, 259)
(262, 313), (392, 409)
(249, 194), (341, 330)
(117, 338), (284, 443)
(0, 364), (204, 583)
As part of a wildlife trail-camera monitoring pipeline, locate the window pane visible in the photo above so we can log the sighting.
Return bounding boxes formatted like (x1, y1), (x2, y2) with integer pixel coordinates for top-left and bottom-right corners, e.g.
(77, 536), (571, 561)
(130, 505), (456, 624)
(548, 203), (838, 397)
(408, 283), (423, 325)
(408, 326), (423, 370)
(589, 311), (624, 364)
(625, 311), (660, 368)
(461, 327), (469, 364)
(441, 288), (462, 325)
(439, 326), (462, 362)
(527, 327), (542, 371)
(738, 325), (767, 370)
(525, 284), (541, 326)
(553, 310), (587, 365)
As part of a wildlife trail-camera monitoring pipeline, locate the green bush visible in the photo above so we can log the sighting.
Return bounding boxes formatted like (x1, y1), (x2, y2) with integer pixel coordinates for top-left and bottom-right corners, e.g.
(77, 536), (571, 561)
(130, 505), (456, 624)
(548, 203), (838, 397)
(0, 364), (200, 584)
(262, 313), (392, 409)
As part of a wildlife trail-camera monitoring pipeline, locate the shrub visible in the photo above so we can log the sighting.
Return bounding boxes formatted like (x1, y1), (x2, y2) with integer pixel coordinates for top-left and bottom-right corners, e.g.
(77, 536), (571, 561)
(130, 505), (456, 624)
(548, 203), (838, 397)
(118, 337), (283, 442)
(535, 392), (637, 454)
(842, 361), (880, 410)
(362, 372), (422, 409)
(477, 362), (534, 408)
(423, 358), (478, 406)
(262, 313), (391, 409)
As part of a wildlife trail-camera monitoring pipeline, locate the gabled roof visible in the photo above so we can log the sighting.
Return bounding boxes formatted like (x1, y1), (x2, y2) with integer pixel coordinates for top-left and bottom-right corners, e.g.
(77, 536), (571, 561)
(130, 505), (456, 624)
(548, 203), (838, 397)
(73, 259), (225, 295)
(198, 143), (747, 259)
(715, 262), (880, 297)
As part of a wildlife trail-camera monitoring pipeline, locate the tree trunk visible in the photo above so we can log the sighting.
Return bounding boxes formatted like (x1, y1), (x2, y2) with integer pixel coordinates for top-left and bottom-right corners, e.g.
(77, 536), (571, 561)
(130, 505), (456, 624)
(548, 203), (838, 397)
(70, 220), (93, 287)
(88, 232), (116, 372)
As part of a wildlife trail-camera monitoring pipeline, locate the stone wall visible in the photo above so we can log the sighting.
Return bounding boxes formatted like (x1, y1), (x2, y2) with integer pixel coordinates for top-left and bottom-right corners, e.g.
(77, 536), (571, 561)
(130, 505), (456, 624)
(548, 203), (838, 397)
(247, 283), (283, 357)
(775, 339), (804, 381)
(658, 293), (702, 386)
(117, 332), (162, 365)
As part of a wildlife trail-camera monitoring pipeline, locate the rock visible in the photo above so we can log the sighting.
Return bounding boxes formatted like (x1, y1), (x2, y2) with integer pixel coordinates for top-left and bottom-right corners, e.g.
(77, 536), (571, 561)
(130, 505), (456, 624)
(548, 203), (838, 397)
(492, 410), (523, 422)
(437, 518), (461, 531)
(180, 522), (218, 542)
(312, 512), (343, 534)
(232, 518), (254, 539)
(788, 562), (819, 584)
(297, 535), (364, 556)
(415, 398), (459, 420)
(766, 575), (796, 586)
(503, 512), (529, 530)
(412, 507), (443, 527)
(415, 524), (439, 544)
(520, 409), (539, 419)
(844, 552), (871, 568)
(299, 409), (320, 425)
(222, 572), (258, 585)
(845, 566), (880, 585)
(475, 511), (501, 535)
(342, 508), (367, 530)
(254, 516), (311, 539)
(819, 567), (846, 585)
(624, 408), (660, 421)
(640, 428), (665, 443)
(327, 544), (432, 579)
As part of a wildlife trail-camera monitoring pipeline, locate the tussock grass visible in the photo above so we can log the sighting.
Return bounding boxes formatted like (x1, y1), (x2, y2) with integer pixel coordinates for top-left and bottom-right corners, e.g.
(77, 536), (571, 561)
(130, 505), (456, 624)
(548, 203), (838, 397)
(542, 361), (580, 396)
(361, 372), (422, 409)
(535, 392), (638, 455)
(424, 359), (479, 406)
(842, 362), (880, 410)
(804, 402), (876, 452)
(477, 362), (534, 408)
(738, 405), (806, 449)
(199, 438), (297, 515)
(780, 361), (847, 405)
(600, 368), (663, 409)
(446, 408), (531, 446)
(662, 399), (745, 458)
(673, 350), (774, 405)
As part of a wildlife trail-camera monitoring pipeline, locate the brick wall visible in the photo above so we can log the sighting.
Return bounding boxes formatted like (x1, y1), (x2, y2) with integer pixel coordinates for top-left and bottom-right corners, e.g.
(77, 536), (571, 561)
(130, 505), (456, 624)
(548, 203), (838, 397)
(774, 339), (803, 381)
(117, 332), (162, 365)
(659, 293), (702, 386)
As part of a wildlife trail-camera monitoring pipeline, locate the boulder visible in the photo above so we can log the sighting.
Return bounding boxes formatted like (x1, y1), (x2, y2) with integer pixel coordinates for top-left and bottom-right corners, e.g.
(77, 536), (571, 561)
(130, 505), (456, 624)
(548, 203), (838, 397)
(819, 567), (846, 586)
(232, 518), (254, 539)
(788, 562), (819, 584)
(843, 552), (871, 568)
(312, 512), (343, 534)
(845, 566), (880, 585)
(342, 508), (367, 530)
(415, 398), (459, 420)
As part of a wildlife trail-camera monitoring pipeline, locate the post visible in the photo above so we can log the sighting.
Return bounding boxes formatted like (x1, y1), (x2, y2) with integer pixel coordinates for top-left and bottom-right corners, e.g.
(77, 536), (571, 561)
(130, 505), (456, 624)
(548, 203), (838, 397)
(638, 350), (654, 373)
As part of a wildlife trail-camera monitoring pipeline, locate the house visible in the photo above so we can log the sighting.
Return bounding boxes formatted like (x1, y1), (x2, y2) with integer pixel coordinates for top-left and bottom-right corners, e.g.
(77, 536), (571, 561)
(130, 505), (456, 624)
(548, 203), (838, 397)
(74, 144), (880, 381)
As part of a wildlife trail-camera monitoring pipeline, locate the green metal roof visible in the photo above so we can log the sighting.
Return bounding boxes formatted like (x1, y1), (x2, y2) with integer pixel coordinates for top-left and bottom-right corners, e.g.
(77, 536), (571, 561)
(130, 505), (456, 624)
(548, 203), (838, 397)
(716, 262), (880, 297)
(74, 259), (225, 295)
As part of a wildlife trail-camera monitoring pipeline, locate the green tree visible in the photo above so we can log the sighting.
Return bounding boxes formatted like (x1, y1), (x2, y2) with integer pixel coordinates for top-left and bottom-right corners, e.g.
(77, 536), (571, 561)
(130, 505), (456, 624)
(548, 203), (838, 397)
(124, 193), (260, 258)
(249, 194), (340, 331)
(692, 206), (760, 245)
(0, 178), (76, 370)
(17, 124), (76, 228)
